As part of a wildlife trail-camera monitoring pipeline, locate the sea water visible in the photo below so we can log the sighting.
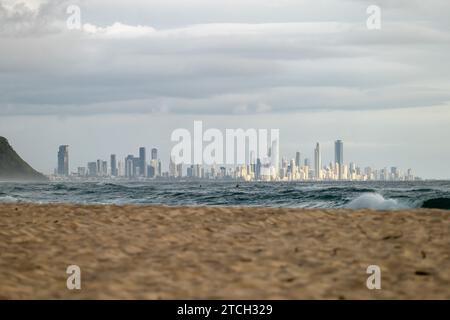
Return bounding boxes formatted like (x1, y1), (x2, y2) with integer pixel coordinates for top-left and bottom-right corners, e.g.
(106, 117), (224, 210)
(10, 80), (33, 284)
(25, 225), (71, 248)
(1, 180), (449, 210)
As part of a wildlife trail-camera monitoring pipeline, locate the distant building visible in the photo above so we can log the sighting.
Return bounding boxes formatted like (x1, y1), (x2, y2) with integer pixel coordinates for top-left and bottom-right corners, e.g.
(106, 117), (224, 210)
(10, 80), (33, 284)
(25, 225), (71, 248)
(314, 143), (321, 180)
(304, 158), (310, 167)
(176, 163), (183, 178)
(139, 147), (146, 177)
(271, 140), (279, 173)
(133, 157), (141, 177)
(125, 155), (134, 178)
(57, 145), (69, 176)
(102, 161), (108, 176)
(187, 165), (193, 178)
(158, 160), (162, 176)
(87, 162), (97, 177)
(151, 148), (158, 160)
(295, 152), (301, 168)
(77, 167), (86, 177)
(391, 167), (400, 180)
(110, 154), (117, 176)
(169, 156), (176, 177)
(147, 165), (155, 178)
(335, 140), (344, 180)
(117, 160), (125, 177)
(256, 158), (262, 180)
(96, 160), (102, 176)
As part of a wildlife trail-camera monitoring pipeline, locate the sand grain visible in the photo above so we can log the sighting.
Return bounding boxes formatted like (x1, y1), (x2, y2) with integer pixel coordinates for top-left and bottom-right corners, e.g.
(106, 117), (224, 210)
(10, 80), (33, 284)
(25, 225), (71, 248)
(0, 204), (449, 299)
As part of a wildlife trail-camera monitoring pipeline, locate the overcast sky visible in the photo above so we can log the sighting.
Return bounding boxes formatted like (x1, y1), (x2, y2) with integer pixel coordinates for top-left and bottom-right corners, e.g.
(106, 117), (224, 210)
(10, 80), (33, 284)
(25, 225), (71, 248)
(0, 0), (449, 178)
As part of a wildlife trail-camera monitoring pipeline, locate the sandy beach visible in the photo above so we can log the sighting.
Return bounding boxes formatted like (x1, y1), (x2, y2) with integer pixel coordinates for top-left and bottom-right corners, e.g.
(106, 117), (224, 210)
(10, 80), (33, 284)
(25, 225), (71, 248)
(0, 203), (449, 300)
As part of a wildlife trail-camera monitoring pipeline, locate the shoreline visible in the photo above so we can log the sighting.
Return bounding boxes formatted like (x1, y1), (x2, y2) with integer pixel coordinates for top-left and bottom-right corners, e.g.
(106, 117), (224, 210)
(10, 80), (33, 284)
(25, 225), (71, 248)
(0, 203), (449, 299)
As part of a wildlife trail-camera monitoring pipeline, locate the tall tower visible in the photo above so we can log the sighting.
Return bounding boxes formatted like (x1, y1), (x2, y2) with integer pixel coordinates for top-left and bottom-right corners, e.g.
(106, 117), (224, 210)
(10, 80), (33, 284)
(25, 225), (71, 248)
(295, 151), (301, 168)
(139, 147), (146, 177)
(57, 145), (69, 176)
(110, 154), (117, 177)
(314, 143), (321, 180)
(335, 140), (344, 180)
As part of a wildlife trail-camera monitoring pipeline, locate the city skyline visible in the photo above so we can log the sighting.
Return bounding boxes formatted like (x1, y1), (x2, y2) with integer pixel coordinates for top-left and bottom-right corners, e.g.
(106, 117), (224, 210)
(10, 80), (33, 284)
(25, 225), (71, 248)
(54, 139), (420, 182)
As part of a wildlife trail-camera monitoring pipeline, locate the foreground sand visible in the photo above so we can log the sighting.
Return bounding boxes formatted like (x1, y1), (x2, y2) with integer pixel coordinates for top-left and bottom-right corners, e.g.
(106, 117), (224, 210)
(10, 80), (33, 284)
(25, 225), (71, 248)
(0, 203), (449, 299)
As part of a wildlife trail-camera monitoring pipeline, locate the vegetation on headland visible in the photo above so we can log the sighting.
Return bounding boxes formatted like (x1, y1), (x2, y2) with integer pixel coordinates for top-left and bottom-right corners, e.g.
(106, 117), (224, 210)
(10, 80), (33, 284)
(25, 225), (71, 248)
(0, 137), (47, 181)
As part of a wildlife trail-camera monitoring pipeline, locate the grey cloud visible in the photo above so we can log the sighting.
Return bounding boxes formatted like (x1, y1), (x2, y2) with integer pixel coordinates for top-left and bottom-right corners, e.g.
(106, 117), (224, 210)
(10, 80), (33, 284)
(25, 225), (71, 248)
(0, 0), (73, 36)
(0, 0), (450, 116)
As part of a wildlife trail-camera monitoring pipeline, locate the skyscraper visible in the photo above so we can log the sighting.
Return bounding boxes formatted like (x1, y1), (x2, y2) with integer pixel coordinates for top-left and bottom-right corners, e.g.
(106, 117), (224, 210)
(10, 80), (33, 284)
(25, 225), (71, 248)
(102, 161), (108, 177)
(169, 156), (176, 177)
(151, 148), (158, 160)
(96, 159), (102, 176)
(148, 164), (155, 178)
(139, 147), (146, 177)
(295, 151), (301, 168)
(117, 160), (125, 177)
(271, 139), (279, 174)
(335, 140), (344, 180)
(87, 162), (97, 177)
(304, 158), (310, 167)
(125, 155), (134, 178)
(57, 145), (69, 176)
(110, 154), (117, 177)
(314, 143), (321, 180)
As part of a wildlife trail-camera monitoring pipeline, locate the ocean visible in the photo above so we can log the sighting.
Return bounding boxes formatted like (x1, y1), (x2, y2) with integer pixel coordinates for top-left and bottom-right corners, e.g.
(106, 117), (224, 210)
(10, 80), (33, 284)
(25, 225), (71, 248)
(1, 180), (449, 210)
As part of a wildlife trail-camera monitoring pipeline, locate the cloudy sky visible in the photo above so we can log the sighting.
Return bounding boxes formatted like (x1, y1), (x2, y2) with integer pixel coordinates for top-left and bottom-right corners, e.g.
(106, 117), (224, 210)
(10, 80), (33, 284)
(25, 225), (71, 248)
(0, 0), (449, 178)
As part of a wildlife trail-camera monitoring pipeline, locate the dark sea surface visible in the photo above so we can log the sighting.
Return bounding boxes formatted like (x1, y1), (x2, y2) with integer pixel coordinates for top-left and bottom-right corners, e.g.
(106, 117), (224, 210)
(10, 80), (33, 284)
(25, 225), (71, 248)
(1, 180), (450, 210)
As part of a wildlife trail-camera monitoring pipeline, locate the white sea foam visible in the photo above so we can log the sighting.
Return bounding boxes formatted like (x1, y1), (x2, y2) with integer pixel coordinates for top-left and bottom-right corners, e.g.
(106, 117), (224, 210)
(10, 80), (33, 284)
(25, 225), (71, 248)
(346, 193), (407, 210)
(0, 195), (19, 203)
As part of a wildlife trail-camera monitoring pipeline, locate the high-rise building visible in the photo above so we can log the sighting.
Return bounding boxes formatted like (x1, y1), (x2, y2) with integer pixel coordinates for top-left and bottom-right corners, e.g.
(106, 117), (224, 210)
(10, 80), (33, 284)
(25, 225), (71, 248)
(335, 140), (344, 180)
(110, 154), (117, 177)
(271, 139), (279, 174)
(151, 148), (158, 160)
(102, 161), (108, 176)
(169, 156), (176, 177)
(314, 143), (321, 180)
(139, 147), (146, 177)
(157, 160), (162, 177)
(57, 145), (69, 176)
(125, 155), (134, 178)
(148, 165), (155, 178)
(132, 157), (140, 176)
(117, 160), (125, 177)
(176, 163), (183, 178)
(391, 167), (400, 180)
(295, 152), (301, 168)
(96, 160), (103, 176)
(87, 162), (97, 177)
(304, 158), (310, 167)
(77, 167), (86, 177)
(187, 166), (193, 178)
(255, 158), (261, 180)
(289, 159), (296, 180)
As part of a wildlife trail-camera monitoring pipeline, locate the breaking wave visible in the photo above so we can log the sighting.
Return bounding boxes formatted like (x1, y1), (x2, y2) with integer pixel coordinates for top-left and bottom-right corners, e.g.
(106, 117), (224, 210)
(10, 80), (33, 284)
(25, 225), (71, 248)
(0, 195), (19, 203)
(346, 193), (408, 210)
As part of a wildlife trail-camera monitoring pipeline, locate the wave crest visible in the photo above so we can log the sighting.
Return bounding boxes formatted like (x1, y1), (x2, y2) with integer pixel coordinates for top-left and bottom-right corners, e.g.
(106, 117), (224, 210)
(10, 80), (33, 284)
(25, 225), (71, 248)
(0, 195), (19, 203)
(346, 193), (406, 210)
